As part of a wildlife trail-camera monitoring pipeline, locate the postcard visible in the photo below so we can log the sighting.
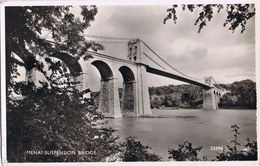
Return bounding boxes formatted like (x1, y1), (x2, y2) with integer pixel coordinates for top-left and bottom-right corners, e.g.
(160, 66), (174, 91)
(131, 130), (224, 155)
(1, 1), (258, 165)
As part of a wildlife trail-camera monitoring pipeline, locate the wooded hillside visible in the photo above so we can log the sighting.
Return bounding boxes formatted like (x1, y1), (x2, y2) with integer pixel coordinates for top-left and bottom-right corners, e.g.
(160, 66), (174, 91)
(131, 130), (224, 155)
(91, 79), (256, 109)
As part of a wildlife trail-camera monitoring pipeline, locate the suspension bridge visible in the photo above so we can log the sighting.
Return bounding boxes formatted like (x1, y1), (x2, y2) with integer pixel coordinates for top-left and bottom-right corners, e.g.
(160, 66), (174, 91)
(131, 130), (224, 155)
(30, 33), (227, 118)
(77, 34), (227, 117)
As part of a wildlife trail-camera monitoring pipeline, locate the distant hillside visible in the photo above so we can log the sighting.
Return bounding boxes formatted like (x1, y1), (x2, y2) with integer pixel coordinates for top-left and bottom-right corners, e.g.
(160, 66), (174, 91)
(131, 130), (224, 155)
(90, 79), (256, 109)
(149, 79), (256, 109)
(218, 79), (256, 109)
(149, 84), (203, 109)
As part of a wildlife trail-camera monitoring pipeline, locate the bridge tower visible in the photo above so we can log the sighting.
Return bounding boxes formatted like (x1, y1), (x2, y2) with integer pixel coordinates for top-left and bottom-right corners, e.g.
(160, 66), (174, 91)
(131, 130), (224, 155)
(127, 39), (152, 116)
(203, 76), (219, 110)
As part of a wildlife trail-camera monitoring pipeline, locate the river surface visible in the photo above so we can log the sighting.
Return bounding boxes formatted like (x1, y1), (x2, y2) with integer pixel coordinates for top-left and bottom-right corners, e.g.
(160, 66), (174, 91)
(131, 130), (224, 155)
(105, 109), (257, 161)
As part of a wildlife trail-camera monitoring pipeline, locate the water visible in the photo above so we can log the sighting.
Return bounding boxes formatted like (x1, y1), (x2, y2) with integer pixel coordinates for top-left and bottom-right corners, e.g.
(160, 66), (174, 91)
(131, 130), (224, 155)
(106, 109), (257, 161)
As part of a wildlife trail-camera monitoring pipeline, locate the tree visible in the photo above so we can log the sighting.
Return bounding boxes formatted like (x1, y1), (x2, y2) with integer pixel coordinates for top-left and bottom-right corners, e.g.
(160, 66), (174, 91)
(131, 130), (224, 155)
(219, 79), (256, 108)
(120, 136), (161, 161)
(7, 50), (121, 162)
(164, 94), (181, 107)
(7, 82), (120, 162)
(164, 4), (255, 33)
(150, 96), (162, 109)
(5, 6), (103, 93)
(219, 94), (238, 107)
(6, 6), (120, 162)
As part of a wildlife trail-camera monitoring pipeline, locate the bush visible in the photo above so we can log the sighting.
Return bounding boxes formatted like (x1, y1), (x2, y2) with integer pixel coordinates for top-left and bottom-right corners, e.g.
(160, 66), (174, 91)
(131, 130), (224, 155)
(215, 125), (257, 161)
(168, 141), (205, 161)
(120, 136), (161, 161)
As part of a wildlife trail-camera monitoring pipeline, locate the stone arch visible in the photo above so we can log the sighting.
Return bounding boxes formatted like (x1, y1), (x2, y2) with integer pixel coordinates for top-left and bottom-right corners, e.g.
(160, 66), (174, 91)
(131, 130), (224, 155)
(11, 53), (26, 78)
(11, 51), (82, 77)
(119, 66), (136, 116)
(11, 51), (83, 90)
(90, 60), (121, 118)
(91, 60), (113, 80)
(10, 52), (41, 83)
(50, 52), (82, 77)
(119, 66), (135, 83)
(50, 52), (83, 90)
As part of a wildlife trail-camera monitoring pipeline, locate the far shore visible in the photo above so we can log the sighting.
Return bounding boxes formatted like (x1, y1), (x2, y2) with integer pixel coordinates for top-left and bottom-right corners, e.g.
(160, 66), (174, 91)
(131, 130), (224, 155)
(151, 106), (256, 110)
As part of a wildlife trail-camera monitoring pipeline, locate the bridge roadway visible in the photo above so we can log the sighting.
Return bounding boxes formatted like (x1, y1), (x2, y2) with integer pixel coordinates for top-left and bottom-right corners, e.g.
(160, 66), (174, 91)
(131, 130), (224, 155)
(86, 51), (213, 90)
(146, 67), (213, 90)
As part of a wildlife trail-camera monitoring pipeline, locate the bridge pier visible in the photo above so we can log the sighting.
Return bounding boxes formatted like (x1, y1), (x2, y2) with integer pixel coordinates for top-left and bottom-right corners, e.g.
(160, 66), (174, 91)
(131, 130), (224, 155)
(203, 89), (218, 110)
(121, 81), (137, 116)
(202, 77), (220, 110)
(99, 77), (122, 118)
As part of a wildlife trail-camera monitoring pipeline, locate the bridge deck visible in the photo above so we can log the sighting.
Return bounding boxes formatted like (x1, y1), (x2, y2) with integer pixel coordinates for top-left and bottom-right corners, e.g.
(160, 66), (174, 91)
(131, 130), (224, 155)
(146, 67), (213, 89)
(86, 51), (136, 66)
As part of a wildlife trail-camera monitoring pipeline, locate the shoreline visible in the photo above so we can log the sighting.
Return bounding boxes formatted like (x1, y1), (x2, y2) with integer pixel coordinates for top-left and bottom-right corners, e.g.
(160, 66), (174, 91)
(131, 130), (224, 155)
(152, 106), (256, 110)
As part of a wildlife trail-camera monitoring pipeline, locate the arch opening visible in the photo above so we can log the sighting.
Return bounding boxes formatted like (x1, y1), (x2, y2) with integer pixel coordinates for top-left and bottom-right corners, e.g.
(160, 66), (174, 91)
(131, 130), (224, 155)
(119, 66), (136, 115)
(119, 66), (135, 83)
(48, 53), (83, 90)
(91, 60), (113, 80)
(11, 52), (83, 81)
(50, 52), (82, 77)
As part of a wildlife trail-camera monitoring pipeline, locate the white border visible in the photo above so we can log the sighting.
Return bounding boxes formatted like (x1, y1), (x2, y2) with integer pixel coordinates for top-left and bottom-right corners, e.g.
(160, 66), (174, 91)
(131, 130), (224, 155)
(0, 0), (258, 6)
(1, 0), (259, 166)
(255, 0), (260, 165)
(1, 2), (7, 165)
(0, 161), (259, 166)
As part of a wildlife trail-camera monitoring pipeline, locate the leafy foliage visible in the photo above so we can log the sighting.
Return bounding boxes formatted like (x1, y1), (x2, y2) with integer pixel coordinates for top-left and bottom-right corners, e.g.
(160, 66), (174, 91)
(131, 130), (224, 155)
(7, 82), (120, 162)
(215, 125), (257, 161)
(120, 136), (161, 161)
(6, 6), (102, 56)
(164, 4), (255, 33)
(149, 84), (203, 109)
(168, 141), (205, 161)
(219, 79), (256, 109)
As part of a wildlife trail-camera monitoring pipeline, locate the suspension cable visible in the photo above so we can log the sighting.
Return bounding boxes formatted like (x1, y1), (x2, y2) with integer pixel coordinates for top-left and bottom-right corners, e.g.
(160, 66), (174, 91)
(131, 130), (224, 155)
(84, 34), (134, 41)
(85, 39), (129, 44)
(210, 76), (225, 90)
(140, 39), (203, 81)
(143, 52), (166, 70)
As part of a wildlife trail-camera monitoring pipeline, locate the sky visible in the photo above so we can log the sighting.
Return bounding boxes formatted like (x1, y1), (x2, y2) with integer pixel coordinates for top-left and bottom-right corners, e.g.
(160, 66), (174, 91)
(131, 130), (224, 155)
(82, 5), (255, 91)
(13, 5), (255, 91)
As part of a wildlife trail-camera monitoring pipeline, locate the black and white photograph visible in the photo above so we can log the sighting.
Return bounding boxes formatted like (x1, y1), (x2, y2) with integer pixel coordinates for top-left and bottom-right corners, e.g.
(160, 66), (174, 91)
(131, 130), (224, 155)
(0, 1), (258, 165)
